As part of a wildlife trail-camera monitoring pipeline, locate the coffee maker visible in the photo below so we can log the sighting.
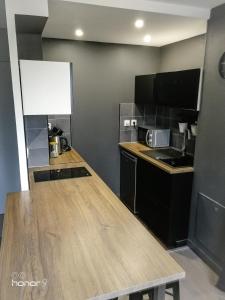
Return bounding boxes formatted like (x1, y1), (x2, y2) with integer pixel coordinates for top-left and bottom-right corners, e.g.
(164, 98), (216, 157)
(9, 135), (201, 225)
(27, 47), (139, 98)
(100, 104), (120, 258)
(49, 126), (71, 158)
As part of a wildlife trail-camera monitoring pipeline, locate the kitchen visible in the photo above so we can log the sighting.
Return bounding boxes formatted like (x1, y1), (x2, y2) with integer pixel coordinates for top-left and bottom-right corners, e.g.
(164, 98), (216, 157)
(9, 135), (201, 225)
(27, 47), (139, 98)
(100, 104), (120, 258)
(0, 0), (225, 299)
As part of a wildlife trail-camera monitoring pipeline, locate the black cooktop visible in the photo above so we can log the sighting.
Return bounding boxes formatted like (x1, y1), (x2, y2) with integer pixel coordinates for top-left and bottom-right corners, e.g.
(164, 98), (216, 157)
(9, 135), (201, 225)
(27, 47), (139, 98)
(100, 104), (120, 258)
(34, 167), (92, 183)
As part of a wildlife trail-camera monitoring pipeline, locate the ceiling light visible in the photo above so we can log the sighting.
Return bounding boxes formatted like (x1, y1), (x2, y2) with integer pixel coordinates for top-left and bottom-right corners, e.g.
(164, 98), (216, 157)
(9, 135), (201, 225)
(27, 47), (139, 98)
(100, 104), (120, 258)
(135, 19), (144, 28)
(144, 35), (152, 43)
(75, 29), (84, 37)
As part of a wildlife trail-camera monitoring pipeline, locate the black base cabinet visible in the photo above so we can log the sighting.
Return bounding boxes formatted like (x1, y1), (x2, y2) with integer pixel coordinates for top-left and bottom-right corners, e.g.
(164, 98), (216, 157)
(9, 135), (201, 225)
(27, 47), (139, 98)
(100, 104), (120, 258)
(136, 157), (193, 249)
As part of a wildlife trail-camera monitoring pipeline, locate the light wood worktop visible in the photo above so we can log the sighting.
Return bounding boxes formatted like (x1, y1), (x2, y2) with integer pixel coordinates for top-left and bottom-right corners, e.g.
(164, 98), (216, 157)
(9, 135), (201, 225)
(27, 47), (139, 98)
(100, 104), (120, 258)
(0, 148), (185, 300)
(50, 148), (84, 165)
(120, 142), (194, 174)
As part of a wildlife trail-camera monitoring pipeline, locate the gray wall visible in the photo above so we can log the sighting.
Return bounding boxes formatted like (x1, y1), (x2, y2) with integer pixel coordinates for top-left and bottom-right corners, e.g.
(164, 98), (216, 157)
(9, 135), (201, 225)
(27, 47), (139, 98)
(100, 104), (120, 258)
(0, 0), (20, 217)
(160, 34), (206, 72)
(188, 5), (225, 274)
(43, 39), (160, 195)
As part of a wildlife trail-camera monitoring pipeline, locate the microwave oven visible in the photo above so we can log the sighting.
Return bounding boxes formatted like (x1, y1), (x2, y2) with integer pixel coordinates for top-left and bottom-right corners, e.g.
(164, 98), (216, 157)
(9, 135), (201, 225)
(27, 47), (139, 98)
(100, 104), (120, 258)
(137, 125), (170, 148)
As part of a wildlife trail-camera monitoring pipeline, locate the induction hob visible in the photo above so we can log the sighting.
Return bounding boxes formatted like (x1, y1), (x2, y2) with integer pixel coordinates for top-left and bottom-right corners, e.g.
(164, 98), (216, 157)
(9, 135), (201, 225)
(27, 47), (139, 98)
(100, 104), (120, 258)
(34, 167), (91, 183)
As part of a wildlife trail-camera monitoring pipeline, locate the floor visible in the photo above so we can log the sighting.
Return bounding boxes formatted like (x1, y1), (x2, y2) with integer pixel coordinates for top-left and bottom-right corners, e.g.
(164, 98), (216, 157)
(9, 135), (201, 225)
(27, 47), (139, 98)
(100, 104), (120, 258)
(120, 247), (225, 300)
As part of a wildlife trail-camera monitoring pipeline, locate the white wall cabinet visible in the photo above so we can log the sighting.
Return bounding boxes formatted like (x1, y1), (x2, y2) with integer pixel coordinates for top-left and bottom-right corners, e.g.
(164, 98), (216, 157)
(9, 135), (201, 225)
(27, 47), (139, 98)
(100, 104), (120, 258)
(20, 60), (72, 115)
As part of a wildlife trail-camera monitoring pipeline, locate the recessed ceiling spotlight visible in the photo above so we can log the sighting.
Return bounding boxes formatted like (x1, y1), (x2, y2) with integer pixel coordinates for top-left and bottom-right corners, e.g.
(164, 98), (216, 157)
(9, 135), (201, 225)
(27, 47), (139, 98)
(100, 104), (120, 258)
(144, 35), (152, 43)
(75, 29), (84, 37)
(135, 19), (144, 28)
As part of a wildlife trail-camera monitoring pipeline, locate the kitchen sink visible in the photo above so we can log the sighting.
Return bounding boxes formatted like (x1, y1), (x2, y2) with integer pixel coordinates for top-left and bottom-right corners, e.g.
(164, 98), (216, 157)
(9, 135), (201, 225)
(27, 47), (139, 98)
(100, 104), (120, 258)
(141, 148), (194, 168)
(159, 155), (194, 167)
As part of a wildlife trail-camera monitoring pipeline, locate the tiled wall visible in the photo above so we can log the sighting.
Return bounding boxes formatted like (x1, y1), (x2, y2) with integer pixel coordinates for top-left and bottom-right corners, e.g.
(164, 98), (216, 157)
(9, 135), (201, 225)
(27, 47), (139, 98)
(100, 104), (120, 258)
(119, 103), (198, 155)
(24, 116), (49, 168)
(156, 106), (198, 155)
(119, 103), (156, 143)
(48, 115), (71, 145)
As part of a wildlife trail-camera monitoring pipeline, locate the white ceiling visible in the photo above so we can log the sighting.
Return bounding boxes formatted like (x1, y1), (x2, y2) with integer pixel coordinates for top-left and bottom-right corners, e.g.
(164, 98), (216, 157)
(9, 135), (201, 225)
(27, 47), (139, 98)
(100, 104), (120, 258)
(151, 0), (225, 9)
(43, 1), (208, 47)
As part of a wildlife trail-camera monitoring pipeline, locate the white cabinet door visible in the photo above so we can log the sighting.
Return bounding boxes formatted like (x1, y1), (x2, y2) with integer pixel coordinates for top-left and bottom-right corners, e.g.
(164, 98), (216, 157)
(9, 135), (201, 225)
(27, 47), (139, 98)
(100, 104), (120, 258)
(20, 60), (72, 115)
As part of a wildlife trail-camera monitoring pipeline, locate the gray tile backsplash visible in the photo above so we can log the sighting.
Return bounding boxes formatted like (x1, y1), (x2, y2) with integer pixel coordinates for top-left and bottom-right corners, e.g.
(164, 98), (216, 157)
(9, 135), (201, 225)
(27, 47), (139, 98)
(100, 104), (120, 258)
(26, 128), (48, 150)
(119, 103), (198, 155)
(24, 115), (49, 168)
(24, 115), (72, 168)
(119, 130), (132, 143)
(119, 103), (156, 143)
(25, 115), (47, 129)
(48, 115), (71, 145)
(28, 148), (49, 167)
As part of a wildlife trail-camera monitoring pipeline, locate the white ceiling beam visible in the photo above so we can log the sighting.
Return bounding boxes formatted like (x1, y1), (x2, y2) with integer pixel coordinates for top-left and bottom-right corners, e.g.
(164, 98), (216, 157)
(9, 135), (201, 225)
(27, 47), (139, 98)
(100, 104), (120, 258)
(55, 0), (211, 19)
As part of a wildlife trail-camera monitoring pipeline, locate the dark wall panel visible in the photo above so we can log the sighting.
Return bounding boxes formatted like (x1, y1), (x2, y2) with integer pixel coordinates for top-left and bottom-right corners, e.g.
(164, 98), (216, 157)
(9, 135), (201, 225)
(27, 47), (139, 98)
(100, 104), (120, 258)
(0, 29), (20, 214)
(189, 4), (225, 273)
(42, 39), (160, 195)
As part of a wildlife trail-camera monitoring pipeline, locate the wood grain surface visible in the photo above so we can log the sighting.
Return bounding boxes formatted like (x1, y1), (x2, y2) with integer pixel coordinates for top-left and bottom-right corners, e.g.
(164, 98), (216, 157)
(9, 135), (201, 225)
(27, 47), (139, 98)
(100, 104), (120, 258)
(119, 142), (194, 174)
(0, 150), (185, 300)
(50, 148), (84, 165)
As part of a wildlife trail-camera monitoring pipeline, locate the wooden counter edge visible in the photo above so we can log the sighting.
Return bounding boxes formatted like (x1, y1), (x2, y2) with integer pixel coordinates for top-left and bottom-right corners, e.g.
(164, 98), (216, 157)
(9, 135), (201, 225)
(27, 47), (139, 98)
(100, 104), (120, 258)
(49, 147), (84, 165)
(119, 142), (194, 175)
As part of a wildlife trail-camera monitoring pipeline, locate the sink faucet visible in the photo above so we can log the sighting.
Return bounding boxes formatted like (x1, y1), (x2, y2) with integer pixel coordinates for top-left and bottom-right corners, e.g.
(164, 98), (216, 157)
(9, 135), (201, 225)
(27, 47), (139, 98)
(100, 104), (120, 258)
(181, 128), (191, 156)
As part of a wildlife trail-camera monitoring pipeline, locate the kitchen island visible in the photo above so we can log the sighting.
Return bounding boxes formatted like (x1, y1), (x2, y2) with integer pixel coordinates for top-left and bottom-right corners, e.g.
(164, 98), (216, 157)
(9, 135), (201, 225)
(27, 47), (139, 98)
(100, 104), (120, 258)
(0, 148), (185, 300)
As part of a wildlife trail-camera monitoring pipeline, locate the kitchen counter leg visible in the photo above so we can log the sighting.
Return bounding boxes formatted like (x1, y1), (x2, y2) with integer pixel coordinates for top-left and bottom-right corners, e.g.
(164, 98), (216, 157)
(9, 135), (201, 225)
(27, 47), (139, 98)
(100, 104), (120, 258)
(152, 284), (166, 300)
(129, 292), (143, 300)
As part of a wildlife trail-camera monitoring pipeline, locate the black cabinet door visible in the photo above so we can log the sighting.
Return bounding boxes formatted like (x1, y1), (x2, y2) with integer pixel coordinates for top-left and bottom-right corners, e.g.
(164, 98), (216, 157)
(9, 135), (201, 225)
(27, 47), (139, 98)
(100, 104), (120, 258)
(135, 74), (156, 104)
(120, 151), (137, 213)
(136, 157), (193, 248)
(136, 158), (171, 245)
(155, 69), (200, 109)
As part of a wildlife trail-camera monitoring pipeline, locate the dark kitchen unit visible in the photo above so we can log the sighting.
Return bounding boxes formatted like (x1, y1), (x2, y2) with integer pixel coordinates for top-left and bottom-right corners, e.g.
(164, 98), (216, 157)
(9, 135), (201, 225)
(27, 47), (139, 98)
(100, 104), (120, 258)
(135, 74), (156, 104)
(136, 157), (193, 248)
(120, 150), (138, 213)
(155, 68), (201, 110)
(135, 69), (201, 110)
(120, 146), (193, 248)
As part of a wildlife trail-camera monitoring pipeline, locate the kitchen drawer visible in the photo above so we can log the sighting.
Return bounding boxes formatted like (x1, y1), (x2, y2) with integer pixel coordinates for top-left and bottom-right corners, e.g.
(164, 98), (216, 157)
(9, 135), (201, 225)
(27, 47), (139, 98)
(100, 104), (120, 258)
(196, 193), (225, 264)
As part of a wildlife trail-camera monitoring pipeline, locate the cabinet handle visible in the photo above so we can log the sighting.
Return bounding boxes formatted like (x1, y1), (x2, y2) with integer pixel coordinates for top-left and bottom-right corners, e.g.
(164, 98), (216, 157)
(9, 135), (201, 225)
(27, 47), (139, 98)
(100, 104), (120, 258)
(121, 151), (137, 162)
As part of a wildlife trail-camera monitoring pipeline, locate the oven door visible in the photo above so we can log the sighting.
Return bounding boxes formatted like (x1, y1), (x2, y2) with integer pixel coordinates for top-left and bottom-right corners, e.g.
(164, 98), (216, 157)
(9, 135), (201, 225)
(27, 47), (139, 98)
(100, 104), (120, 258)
(137, 127), (148, 145)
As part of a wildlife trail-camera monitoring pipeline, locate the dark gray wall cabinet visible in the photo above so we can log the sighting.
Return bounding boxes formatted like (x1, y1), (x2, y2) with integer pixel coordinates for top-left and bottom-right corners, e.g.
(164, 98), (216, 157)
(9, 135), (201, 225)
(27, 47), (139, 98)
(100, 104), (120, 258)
(155, 69), (201, 110)
(136, 69), (201, 109)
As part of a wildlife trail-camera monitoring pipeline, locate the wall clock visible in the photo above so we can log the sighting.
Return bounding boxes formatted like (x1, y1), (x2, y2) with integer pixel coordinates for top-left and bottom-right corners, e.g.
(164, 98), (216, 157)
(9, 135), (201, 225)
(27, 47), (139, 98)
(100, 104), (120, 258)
(219, 52), (225, 78)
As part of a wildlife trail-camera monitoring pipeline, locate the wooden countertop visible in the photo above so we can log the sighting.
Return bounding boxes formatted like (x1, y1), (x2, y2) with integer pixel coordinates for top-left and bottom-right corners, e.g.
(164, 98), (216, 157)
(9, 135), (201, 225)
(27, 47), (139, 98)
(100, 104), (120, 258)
(119, 142), (194, 174)
(0, 148), (185, 300)
(50, 148), (84, 165)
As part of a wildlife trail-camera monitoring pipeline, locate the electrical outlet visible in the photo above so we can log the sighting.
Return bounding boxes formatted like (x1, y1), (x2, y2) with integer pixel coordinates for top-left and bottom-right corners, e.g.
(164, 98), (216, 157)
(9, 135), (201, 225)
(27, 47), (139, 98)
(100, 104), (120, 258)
(124, 120), (130, 127)
(131, 119), (137, 127)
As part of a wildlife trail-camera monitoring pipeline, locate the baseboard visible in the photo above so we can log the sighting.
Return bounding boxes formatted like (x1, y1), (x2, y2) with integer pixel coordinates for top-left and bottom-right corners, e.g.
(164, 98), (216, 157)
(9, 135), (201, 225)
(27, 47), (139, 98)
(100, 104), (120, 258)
(188, 239), (222, 275)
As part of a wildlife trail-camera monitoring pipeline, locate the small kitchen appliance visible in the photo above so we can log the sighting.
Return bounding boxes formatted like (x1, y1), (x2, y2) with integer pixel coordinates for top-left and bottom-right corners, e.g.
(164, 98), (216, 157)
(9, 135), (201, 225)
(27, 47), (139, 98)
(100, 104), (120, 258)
(49, 126), (71, 157)
(138, 125), (170, 148)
